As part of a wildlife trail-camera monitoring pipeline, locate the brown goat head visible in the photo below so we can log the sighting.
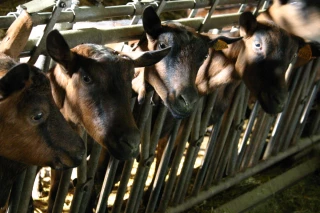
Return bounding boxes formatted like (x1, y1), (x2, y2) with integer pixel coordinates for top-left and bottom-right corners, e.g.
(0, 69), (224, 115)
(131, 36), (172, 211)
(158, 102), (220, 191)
(234, 11), (305, 114)
(133, 6), (241, 119)
(0, 57), (85, 169)
(46, 29), (170, 160)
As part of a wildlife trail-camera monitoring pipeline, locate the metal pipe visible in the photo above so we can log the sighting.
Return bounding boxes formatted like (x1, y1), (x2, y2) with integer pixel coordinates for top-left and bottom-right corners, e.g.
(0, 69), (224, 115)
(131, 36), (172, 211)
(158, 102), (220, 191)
(95, 157), (119, 213)
(158, 100), (200, 210)
(0, 0), (260, 29)
(166, 134), (320, 213)
(124, 109), (152, 213)
(78, 141), (103, 213)
(145, 119), (182, 213)
(7, 170), (26, 213)
(111, 160), (134, 213)
(70, 131), (88, 213)
(191, 116), (223, 194)
(52, 169), (73, 213)
(17, 166), (38, 213)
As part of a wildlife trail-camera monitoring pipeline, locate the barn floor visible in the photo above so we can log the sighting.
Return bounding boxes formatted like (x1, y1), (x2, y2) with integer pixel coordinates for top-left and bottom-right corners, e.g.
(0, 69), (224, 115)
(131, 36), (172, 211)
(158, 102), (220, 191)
(188, 153), (320, 213)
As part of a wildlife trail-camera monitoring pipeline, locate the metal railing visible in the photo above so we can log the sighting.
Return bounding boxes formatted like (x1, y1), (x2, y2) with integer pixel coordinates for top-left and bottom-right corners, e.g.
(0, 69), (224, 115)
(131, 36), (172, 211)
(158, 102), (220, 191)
(2, 0), (320, 212)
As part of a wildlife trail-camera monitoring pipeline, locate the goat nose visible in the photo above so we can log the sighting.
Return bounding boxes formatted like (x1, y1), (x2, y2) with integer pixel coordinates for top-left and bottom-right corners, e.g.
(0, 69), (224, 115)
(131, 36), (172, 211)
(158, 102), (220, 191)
(177, 88), (198, 110)
(119, 129), (140, 155)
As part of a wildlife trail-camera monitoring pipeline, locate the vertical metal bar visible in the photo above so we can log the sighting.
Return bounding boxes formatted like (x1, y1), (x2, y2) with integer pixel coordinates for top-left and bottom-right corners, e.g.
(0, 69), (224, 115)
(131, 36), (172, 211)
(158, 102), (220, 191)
(277, 63), (312, 152)
(226, 85), (249, 176)
(52, 169), (73, 213)
(213, 84), (245, 181)
(123, 105), (168, 213)
(7, 170), (26, 213)
(78, 141), (103, 213)
(235, 102), (260, 171)
(240, 110), (267, 169)
(17, 166), (38, 213)
(70, 131), (88, 213)
(145, 119), (182, 213)
(205, 84), (241, 184)
(172, 93), (218, 204)
(95, 157), (119, 213)
(191, 115), (222, 195)
(249, 114), (275, 167)
(262, 66), (304, 159)
(125, 109), (152, 213)
(158, 100), (200, 211)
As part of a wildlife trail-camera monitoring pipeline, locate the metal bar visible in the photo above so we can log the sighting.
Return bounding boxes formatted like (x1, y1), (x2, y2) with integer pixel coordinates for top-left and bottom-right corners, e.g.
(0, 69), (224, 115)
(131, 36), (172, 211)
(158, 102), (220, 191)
(240, 110), (267, 169)
(145, 119), (182, 213)
(214, 155), (320, 213)
(204, 84), (241, 184)
(8, 170), (26, 213)
(0, 0), (261, 29)
(214, 84), (245, 181)
(226, 85), (250, 176)
(172, 93), (218, 204)
(28, 0), (67, 64)
(249, 114), (275, 167)
(22, 0), (56, 13)
(52, 169), (73, 213)
(111, 160), (134, 213)
(278, 63), (312, 152)
(70, 131), (88, 213)
(199, 0), (220, 32)
(166, 134), (320, 213)
(193, 116), (223, 192)
(262, 66), (304, 159)
(17, 166), (38, 213)
(21, 13), (245, 56)
(158, 100), (200, 211)
(95, 157), (119, 213)
(78, 141), (103, 213)
(124, 108), (152, 213)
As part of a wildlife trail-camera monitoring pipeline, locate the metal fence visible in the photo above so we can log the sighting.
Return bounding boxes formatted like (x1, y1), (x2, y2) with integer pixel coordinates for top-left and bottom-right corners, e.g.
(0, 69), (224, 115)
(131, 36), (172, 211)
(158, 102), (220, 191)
(2, 0), (320, 212)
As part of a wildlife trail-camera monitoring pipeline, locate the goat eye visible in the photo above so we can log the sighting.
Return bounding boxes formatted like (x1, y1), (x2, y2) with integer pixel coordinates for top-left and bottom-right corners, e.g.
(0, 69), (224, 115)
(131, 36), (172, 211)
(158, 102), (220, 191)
(204, 54), (209, 60)
(83, 75), (92, 84)
(32, 112), (43, 121)
(158, 42), (167, 49)
(253, 41), (262, 50)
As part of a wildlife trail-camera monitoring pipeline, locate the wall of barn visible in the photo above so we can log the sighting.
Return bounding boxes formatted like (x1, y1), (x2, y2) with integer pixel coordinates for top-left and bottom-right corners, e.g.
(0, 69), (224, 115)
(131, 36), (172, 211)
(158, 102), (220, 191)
(1, 0), (320, 212)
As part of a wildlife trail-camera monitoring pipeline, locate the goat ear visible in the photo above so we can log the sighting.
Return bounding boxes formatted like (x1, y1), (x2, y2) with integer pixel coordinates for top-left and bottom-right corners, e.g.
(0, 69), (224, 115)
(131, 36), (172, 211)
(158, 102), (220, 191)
(46, 30), (74, 71)
(0, 63), (30, 100)
(239, 12), (257, 37)
(143, 6), (162, 39)
(209, 36), (243, 50)
(123, 47), (171, 67)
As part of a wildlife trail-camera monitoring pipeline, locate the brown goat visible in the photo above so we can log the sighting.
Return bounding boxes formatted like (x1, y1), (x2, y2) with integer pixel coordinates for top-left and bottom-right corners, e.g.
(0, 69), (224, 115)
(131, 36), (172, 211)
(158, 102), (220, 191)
(132, 6), (241, 119)
(266, 0), (320, 43)
(45, 29), (170, 212)
(0, 11), (85, 210)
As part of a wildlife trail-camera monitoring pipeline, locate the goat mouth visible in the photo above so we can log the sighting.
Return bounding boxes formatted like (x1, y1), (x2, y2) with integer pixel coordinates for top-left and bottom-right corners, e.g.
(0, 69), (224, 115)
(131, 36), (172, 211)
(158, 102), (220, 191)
(166, 103), (193, 119)
(106, 141), (139, 161)
(52, 157), (72, 170)
(258, 92), (285, 114)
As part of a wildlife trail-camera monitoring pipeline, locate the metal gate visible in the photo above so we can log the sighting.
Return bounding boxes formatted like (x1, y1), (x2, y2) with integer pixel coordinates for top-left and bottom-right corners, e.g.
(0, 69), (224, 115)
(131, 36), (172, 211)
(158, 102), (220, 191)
(1, 0), (320, 212)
